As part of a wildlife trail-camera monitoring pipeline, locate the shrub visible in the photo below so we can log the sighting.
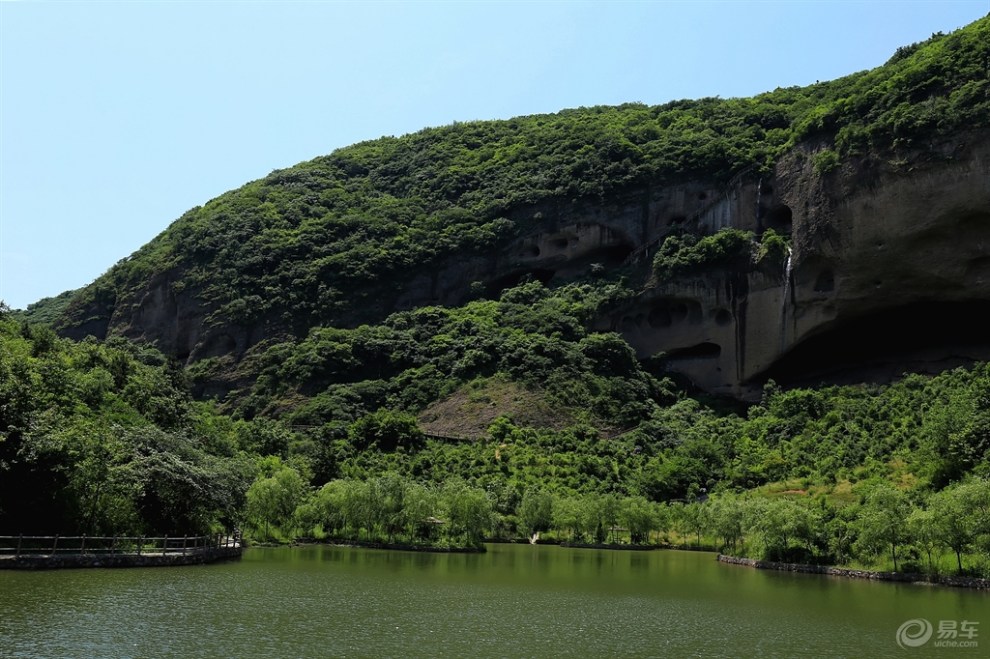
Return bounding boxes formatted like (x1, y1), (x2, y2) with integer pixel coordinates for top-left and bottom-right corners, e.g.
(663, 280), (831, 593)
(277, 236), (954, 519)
(812, 149), (840, 175)
(652, 229), (755, 281)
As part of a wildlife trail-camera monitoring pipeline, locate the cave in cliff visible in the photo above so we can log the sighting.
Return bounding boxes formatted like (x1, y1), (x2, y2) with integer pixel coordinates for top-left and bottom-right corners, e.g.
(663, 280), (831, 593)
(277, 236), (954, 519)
(759, 300), (990, 388)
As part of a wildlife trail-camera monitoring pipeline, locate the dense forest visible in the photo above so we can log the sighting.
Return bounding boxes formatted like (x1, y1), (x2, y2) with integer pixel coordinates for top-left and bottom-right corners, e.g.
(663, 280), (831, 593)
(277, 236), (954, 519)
(4, 18), (990, 574)
(5, 280), (990, 571)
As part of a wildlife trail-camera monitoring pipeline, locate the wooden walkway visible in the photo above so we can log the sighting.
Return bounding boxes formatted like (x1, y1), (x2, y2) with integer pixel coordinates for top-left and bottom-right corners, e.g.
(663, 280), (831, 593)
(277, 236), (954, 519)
(0, 533), (242, 569)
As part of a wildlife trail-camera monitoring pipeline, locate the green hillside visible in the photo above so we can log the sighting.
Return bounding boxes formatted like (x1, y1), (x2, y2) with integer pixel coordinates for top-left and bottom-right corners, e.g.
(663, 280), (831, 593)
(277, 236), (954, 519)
(3, 18), (990, 569)
(58, 17), (989, 344)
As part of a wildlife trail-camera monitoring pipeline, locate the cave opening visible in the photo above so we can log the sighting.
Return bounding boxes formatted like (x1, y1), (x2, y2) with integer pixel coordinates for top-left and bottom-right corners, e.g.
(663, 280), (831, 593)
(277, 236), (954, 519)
(648, 307), (672, 328)
(594, 243), (636, 265)
(647, 299), (703, 328)
(520, 245), (541, 258)
(813, 269), (835, 293)
(665, 342), (722, 360)
(758, 300), (990, 387)
(765, 204), (793, 233)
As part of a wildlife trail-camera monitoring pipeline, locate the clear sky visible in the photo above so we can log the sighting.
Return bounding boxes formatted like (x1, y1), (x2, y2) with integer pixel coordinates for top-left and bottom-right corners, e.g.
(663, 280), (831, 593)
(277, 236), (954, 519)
(1, 0), (987, 310)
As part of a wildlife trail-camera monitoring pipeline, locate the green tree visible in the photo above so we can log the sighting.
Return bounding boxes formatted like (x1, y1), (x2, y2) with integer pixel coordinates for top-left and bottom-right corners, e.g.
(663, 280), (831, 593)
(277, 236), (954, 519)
(441, 480), (492, 546)
(928, 479), (990, 573)
(748, 498), (815, 561)
(580, 495), (609, 543)
(854, 483), (912, 571)
(674, 502), (708, 548)
(404, 482), (440, 541)
(372, 473), (408, 541)
(552, 496), (585, 541)
(707, 494), (746, 553)
(907, 506), (940, 574)
(246, 466), (307, 539)
(621, 496), (658, 544)
(349, 409), (425, 452)
(518, 489), (554, 539)
(826, 508), (858, 566)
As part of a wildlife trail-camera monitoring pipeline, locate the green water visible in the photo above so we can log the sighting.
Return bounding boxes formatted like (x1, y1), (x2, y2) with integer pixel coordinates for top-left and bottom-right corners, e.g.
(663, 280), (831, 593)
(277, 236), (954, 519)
(1, 544), (987, 658)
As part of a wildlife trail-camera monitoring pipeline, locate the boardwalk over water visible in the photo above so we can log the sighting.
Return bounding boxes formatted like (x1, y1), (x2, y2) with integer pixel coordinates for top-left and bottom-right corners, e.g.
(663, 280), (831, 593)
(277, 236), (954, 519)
(0, 533), (242, 569)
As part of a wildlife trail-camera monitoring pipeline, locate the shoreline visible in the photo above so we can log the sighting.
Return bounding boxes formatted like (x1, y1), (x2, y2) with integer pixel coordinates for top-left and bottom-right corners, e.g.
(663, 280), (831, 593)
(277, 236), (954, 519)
(487, 538), (717, 552)
(717, 554), (990, 590)
(560, 541), (682, 551)
(571, 543), (716, 553)
(265, 538), (486, 554)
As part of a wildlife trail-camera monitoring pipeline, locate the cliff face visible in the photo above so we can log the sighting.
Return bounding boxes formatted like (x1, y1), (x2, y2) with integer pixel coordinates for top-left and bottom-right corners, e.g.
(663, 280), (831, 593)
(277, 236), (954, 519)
(607, 132), (990, 397)
(57, 132), (990, 400)
(51, 17), (990, 401)
(774, 132), (990, 386)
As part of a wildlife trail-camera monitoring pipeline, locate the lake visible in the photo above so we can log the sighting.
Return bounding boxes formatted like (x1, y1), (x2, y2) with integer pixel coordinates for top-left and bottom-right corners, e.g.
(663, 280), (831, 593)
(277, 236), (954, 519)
(1, 544), (987, 657)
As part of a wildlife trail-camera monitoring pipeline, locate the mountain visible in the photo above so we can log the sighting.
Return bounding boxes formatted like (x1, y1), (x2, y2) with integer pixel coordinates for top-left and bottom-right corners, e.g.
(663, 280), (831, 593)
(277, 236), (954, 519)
(5, 19), (990, 561)
(52, 17), (989, 413)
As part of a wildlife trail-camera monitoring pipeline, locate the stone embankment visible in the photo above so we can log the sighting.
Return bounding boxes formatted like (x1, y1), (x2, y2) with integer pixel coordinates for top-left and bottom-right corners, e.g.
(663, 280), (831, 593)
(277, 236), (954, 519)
(717, 554), (990, 589)
(560, 542), (658, 551)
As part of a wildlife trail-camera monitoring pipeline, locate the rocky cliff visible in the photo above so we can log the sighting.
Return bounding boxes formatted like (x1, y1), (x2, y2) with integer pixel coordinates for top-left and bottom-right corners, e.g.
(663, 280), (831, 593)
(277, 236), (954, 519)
(59, 130), (990, 400)
(606, 131), (990, 397)
(52, 18), (990, 402)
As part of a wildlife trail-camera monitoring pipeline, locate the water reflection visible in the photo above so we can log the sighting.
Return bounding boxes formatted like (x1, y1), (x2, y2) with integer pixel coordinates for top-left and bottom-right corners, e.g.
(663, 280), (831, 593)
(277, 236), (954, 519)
(2, 544), (988, 658)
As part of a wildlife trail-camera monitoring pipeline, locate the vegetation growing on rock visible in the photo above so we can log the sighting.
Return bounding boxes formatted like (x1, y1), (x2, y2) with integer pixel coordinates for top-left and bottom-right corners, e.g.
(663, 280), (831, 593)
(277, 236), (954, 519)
(3, 18), (990, 568)
(55, 18), (989, 360)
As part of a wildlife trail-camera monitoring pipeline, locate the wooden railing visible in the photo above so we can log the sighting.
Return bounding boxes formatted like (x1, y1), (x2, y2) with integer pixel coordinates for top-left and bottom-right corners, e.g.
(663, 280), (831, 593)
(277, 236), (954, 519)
(0, 532), (240, 558)
(422, 432), (475, 443)
(291, 425), (475, 444)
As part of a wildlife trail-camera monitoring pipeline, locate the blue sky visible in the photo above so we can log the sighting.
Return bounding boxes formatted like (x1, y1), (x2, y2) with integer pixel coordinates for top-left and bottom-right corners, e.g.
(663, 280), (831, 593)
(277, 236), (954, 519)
(1, 0), (987, 310)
